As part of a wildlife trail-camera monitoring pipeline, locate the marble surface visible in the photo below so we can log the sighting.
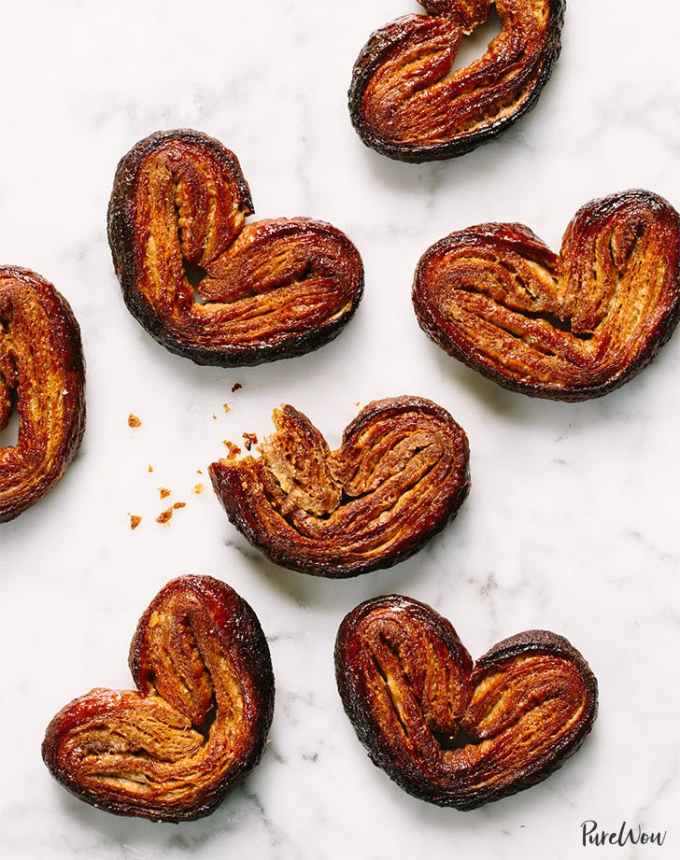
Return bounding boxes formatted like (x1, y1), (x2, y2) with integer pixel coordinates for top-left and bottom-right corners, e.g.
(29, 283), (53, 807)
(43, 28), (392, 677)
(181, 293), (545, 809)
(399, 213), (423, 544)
(1, 1), (678, 857)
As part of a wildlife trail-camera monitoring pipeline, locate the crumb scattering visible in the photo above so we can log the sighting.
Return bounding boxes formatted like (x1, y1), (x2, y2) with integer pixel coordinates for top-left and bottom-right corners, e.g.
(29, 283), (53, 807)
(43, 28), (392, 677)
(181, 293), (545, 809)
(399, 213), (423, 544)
(232, 383), (242, 392)
(194, 483), (204, 495)
(223, 403), (231, 413)
(157, 508), (173, 525)
(197, 469), (203, 475)
(243, 432), (258, 451)
(223, 440), (241, 459)
(128, 414), (142, 428)
(130, 515), (142, 530)
(173, 501), (186, 510)
(159, 487), (171, 499)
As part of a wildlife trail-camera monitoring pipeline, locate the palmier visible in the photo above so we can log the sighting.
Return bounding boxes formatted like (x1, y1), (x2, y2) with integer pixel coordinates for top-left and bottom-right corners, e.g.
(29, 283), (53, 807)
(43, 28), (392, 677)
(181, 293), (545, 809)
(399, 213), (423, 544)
(43, 576), (274, 822)
(210, 397), (470, 578)
(349, 0), (565, 162)
(0, 267), (85, 522)
(413, 191), (680, 400)
(108, 130), (363, 366)
(336, 595), (598, 808)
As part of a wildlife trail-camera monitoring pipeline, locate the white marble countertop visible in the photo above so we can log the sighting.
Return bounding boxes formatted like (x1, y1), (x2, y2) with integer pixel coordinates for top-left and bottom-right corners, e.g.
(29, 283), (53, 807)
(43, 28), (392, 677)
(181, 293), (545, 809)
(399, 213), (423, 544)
(1, 1), (678, 858)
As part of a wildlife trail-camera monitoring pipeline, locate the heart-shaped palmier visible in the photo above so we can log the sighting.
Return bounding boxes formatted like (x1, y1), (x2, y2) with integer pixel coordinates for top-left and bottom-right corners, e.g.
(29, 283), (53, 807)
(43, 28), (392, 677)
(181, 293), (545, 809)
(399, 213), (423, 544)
(42, 575), (274, 822)
(210, 397), (470, 578)
(413, 190), (680, 400)
(0, 267), (85, 522)
(336, 595), (597, 808)
(108, 129), (364, 366)
(349, 0), (565, 163)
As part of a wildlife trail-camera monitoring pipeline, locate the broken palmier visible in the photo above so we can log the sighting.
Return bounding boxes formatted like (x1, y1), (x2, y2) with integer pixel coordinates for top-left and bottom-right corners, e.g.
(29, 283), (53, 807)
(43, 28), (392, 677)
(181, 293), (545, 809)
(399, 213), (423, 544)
(413, 190), (680, 400)
(336, 595), (598, 808)
(0, 267), (85, 522)
(43, 575), (274, 822)
(209, 396), (470, 578)
(349, 0), (565, 163)
(108, 129), (364, 366)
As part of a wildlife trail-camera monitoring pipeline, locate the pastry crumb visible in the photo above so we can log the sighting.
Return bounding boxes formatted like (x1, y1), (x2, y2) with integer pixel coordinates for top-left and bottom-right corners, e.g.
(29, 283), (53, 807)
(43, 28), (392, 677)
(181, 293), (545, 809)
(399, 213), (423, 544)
(242, 432), (258, 451)
(159, 487), (171, 499)
(231, 383), (242, 392)
(197, 468), (203, 475)
(194, 483), (204, 495)
(223, 403), (231, 413)
(157, 508), (173, 525)
(223, 440), (241, 459)
(173, 501), (186, 510)
(147, 464), (154, 473)
(128, 414), (142, 428)
(130, 515), (142, 530)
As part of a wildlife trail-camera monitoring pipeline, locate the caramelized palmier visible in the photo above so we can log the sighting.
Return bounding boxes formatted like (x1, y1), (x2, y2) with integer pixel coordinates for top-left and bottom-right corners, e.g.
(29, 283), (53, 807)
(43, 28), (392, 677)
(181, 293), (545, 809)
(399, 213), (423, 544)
(43, 576), (274, 822)
(349, 1), (565, 162)
(108, 130), (363, 366)
(413, 191), (680, 400)
(210, 397), (470, 578)
(336, 595), (597, 807)
(0, 267), (85, 522)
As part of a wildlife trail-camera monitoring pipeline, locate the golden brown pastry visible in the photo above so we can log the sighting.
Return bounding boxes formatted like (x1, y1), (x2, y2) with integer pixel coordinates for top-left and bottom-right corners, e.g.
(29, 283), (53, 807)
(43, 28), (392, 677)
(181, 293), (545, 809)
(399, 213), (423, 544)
(108, 129), (364, 366)
(336, 595), (598, 808)
(210, 397), (470, 578)
(413, 190), (680, 400)
(0, 267), (85, 522)
(42, 576), (274, 822)
(349, 0), (565, 162)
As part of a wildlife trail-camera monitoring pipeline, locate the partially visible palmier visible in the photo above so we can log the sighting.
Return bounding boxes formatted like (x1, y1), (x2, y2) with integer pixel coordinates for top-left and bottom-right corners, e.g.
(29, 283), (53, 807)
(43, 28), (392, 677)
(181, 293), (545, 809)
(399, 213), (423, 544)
(0, 267), (85, 522)
(350, 1), (565, 162)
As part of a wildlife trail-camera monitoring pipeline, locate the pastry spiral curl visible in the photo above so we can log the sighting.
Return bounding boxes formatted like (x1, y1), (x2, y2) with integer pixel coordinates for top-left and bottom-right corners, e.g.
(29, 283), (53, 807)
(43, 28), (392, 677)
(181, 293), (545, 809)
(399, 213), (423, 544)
(42, 576), (274, 822)
(210, 397), (470, 578)
(413, 191), (680, 401)
(349, 0), (565, 163)
(108, 130), (364, 366)
(0, 267), (85, 523)
(336, 595), (598, 809)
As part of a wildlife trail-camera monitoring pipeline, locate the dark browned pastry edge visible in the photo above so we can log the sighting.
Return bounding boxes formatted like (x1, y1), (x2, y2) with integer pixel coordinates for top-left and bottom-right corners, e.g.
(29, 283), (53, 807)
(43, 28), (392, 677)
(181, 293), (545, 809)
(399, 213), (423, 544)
(42, 575), (275, 822)
(335, 595), (598, 809)
(348, 1), (566, 163)
(107, 129), (364, 367)
(0, 266), (86, 523)
(412, 190), (680, 402)
(210, 396), (471, 579)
